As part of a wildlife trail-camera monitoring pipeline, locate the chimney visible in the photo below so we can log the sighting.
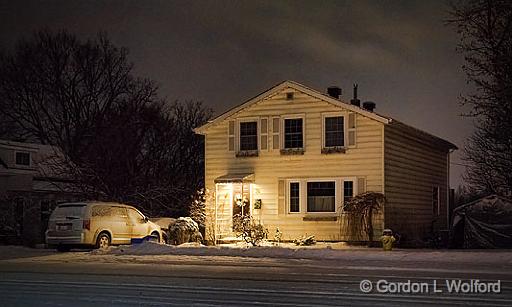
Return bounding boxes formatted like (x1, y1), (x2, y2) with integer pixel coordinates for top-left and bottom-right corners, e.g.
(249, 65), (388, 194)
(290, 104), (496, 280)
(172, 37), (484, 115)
(350, 84), (360, 107)
(327, 86), (342, 99)
(362, 101), (376, 112)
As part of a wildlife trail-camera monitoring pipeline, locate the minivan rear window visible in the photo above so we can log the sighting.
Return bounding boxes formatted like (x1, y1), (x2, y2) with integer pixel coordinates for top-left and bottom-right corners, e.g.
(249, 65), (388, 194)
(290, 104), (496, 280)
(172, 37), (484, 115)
(52, 204), (86, 218)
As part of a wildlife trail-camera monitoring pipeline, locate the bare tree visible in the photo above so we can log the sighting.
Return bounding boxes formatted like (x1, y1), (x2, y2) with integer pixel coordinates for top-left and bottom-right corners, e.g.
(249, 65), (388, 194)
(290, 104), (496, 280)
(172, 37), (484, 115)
(448, 0), (512, 195)
(0, 30), (211, 216)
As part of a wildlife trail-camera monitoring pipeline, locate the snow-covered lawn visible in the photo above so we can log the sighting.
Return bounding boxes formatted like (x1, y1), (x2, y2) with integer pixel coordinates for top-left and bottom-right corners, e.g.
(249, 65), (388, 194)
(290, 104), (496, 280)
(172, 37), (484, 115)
(82, 241), (512, 267)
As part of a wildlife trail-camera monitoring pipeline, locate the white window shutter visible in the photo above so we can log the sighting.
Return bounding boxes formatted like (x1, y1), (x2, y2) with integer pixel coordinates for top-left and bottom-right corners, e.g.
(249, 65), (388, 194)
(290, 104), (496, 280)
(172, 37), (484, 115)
(272, 117), (280, 150)
(260, 117), (268, 151)
(357, 177), (366, 194)
(348, 113), (356, 147)
(278, 179), (285, 215)
(228, 120), (235, 152)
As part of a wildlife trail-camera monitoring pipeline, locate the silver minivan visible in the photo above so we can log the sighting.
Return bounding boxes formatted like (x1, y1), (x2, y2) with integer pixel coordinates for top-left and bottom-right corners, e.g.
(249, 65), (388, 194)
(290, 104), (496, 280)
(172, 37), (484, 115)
(45, 201), (162, 251)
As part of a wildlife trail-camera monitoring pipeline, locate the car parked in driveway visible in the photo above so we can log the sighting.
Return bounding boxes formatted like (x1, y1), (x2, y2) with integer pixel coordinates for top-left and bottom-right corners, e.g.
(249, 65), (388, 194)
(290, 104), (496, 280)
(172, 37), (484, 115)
(45, 201), (162, 251)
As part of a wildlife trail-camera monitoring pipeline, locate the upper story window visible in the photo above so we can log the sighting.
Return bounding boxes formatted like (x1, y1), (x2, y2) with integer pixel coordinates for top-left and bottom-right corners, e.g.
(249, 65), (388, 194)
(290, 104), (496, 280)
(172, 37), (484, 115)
(284, 118), (303, 149)
(322, 112), (356, 153)
(239, 121), (258, 151)
(15, 151), (31, 166)
(324, 116), (344, 147)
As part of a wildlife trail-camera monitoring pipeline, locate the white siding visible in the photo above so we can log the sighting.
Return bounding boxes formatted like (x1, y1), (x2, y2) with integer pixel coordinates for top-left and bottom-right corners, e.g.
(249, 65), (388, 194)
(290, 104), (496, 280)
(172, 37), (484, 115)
(384, 122), (450, 242)
(204, 87), (385, 241)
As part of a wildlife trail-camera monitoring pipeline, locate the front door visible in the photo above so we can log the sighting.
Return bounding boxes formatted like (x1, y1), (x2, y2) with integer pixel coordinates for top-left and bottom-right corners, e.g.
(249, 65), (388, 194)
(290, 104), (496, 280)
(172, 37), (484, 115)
(232, 183), (251, 218)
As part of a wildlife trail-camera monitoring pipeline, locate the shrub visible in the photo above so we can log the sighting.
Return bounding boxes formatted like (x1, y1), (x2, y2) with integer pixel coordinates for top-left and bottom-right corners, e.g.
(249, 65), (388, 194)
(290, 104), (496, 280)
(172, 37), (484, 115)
(293, 235), (316, 246)
(232, 214), (268, 246)
(274, 227), (283, 245)
(167, 217), (203, 245)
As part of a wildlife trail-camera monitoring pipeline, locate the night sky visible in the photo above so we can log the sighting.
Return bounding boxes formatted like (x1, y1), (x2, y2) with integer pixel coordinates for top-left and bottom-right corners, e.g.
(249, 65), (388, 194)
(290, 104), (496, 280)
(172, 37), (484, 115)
(0, 0), (472, 187)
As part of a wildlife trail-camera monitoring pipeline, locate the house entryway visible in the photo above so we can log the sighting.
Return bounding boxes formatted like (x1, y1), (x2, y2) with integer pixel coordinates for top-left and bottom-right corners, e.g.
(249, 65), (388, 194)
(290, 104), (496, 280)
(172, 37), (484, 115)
(213, 173), (254, 242)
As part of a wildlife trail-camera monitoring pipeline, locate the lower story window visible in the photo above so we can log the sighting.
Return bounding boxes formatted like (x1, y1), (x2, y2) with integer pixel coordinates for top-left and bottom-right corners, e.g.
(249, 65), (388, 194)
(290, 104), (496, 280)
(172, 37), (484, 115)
(307, 181), (335, 212)
(343, 181), (354, 203)
(289, 182), (300, 212)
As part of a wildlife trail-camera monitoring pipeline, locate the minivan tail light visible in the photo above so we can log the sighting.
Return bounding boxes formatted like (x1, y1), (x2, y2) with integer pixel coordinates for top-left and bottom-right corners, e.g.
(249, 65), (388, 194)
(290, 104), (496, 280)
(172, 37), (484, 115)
(83, 219), (91, 230)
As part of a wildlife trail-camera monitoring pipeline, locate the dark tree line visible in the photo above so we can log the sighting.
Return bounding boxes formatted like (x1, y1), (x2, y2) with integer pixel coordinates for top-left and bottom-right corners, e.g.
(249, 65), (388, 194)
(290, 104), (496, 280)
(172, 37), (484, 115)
(448, 0), (512, 196)
(0, 30), (211, 217)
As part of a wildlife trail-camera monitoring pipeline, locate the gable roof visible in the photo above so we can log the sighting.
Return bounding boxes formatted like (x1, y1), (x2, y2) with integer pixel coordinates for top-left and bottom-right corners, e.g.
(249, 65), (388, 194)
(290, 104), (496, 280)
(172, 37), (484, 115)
(195, 80), (390, 135)
(194, 80), (457, 150)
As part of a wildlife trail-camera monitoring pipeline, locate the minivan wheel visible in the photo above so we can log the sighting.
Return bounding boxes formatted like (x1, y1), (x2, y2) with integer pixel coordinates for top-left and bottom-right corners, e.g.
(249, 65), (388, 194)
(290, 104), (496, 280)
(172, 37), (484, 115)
(96, 232), (111, 249)
(151, 231), (160, 243)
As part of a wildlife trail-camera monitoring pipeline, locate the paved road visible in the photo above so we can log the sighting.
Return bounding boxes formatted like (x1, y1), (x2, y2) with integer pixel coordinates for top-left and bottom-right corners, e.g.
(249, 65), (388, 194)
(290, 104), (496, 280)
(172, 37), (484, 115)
(1, 252), (511, 306)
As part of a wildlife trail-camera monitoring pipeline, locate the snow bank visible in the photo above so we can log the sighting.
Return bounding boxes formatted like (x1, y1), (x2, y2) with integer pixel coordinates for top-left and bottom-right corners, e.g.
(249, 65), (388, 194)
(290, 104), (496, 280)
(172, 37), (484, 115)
(96, 241), (512, 266)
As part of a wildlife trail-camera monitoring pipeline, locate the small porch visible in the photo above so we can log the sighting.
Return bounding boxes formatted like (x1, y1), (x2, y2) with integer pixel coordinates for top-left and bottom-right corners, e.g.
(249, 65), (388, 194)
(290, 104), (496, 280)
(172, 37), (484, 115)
(213, 172), (255, 243)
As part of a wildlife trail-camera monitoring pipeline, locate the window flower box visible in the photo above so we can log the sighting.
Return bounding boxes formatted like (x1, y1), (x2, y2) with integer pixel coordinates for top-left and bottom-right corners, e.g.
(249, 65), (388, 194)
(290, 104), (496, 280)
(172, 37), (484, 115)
(280, 148), (305, 155)
(321, 147), (346, 154)
(236, 150), (259, 157)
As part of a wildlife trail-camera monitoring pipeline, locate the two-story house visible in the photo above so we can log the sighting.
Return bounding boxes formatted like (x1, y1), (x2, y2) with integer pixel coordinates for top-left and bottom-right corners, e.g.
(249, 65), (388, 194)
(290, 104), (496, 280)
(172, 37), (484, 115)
(194, 81), (457, 244)
(0, 140), (78, 245)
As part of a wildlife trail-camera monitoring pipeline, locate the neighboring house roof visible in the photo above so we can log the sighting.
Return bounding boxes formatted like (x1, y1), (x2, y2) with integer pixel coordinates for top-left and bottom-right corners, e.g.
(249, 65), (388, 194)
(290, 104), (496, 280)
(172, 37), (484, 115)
(194, 80), (457, 150)
(32, 177), (80, 193)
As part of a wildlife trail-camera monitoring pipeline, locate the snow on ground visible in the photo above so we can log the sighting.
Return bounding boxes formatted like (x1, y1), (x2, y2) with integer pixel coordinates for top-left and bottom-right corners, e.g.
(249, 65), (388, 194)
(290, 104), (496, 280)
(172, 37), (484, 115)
(94, 241), (353, 259)
(88, 241), (512, 266)
(1, 242), (512, 270)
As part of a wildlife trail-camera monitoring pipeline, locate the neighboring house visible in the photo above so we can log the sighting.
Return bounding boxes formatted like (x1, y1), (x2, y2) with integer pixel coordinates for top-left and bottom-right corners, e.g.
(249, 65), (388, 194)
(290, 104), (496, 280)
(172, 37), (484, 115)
(195, 81), (457, 244)
(451, 195), (512, 249)
(0, 140), (79, 246)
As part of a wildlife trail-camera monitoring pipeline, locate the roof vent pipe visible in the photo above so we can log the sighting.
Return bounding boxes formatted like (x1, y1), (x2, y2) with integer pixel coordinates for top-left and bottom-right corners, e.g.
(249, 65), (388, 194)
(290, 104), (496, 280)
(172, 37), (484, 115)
(362, 101), (376, 112)
(327, 86), (342, 99)
(350, 84), (361, 107)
